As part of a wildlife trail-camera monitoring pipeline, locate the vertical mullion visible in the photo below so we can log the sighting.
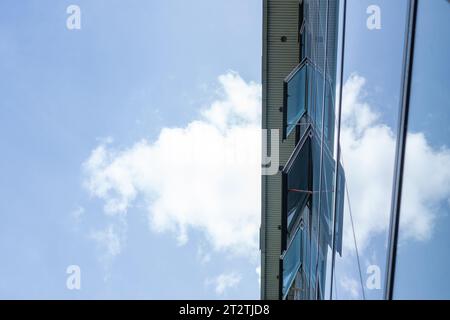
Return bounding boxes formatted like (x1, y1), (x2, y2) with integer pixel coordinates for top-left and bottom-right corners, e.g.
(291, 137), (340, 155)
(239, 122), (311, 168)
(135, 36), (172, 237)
(314, 0), (330, 299)
(384, 0), (418, 301)
(330, 0), (346, 301)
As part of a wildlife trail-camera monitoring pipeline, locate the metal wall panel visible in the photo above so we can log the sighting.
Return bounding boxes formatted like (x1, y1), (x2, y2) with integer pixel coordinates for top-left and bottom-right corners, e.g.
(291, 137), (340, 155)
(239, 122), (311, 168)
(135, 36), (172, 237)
(261, 0), (300, 300)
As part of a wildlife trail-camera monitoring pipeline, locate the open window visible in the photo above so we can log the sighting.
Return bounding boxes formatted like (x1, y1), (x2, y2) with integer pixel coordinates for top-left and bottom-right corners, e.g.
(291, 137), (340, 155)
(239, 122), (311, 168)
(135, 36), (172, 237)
(282, 125), (312, 237)
(283, 59), (312, 139)
(318, 144), (345, 256)
(281, 225), (303, 299)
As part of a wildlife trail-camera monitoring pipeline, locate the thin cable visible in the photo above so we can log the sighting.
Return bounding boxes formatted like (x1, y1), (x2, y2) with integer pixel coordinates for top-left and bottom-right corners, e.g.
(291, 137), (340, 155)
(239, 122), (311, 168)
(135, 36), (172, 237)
(341, 155), (366, 300)
(288, 188), (334, 194)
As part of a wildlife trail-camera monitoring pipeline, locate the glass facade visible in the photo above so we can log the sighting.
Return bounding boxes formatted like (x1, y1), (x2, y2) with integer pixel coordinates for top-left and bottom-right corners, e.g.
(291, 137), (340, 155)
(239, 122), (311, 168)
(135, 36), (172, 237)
(390, 0), (450, 299)
(280, 0), (341, 300)
(284, 62), (308, 138)
(332, 0), (409, 300)
(330, 0), (450, 300)
(285, 131), (311, 232)
(282, 226), (303, 297)
(268, 0), (450, 300)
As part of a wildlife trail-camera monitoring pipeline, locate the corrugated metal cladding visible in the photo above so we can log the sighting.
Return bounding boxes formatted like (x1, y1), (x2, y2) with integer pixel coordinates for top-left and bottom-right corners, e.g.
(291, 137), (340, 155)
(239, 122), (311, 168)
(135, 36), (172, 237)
(261, 0), (300, 300)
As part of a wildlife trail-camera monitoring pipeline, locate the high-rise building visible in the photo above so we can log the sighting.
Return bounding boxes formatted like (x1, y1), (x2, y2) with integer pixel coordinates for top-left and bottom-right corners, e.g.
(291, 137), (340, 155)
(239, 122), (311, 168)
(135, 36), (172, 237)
(261, 0), (342, 300)
(261, 0), (450, 300)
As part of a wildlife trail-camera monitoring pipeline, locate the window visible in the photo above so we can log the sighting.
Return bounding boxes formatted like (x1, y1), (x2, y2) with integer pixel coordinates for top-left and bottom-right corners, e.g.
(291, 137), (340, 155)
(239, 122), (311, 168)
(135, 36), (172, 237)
(283, 128), (312, 232)
(283, 60), (310, 138)
(282, 226), (303, 298)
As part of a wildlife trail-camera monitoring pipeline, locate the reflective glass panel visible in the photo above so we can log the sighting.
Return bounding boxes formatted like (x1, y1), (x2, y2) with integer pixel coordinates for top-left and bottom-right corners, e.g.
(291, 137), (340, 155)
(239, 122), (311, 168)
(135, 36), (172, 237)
(393, 0), (450, 299)
(286, 138), (311, 230)
(285, 64), (308, 138)
(332, 0), (409, 300)
(282, 227), (303, 298)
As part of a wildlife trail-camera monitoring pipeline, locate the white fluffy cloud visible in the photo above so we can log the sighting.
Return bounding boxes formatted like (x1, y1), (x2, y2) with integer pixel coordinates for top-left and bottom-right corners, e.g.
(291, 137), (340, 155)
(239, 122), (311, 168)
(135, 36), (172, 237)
(83, 72), (261, 258)
(339, 276), (360, 300)
(256, 265), (261, 286)
(341, 73), (450, 251)
(206, 272), (242, 296)
(89, 223), (124, 258)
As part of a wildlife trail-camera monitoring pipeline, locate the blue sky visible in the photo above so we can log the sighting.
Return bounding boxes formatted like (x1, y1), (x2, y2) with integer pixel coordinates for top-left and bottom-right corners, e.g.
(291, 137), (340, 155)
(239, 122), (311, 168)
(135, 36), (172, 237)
(0, 0), (261, 299)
